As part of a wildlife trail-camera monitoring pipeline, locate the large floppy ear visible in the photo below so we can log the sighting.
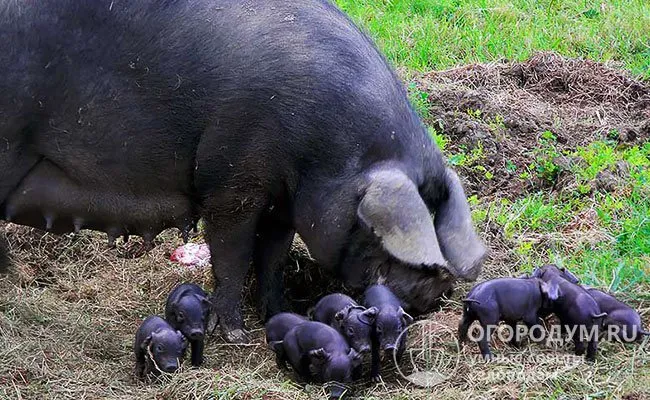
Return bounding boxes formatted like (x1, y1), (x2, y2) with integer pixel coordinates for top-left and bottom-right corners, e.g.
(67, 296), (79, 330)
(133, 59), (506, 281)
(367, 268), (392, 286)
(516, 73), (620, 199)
(433, 169), (486, 280)
(357, 168), (447, 267)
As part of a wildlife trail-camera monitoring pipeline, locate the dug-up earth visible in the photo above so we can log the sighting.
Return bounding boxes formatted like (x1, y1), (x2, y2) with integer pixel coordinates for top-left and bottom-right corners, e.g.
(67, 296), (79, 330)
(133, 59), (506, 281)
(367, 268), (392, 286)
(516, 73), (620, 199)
(1, 53), (649, 399)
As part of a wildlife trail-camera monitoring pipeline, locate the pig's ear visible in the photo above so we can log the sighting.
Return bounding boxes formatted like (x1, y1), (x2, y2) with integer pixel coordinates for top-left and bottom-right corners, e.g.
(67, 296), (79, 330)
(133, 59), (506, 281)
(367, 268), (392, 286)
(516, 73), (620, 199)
(199, 295), (212, 308)
(358, 169), (447, 267)
(359, 307), (378, 325)
(349, 348), (362, 367)
(433, 168), (486, 280)
(268, 340), (283, 353)
(399, 307), (414, 325)
(540, 280), (560, 301)
(335, 306), (352, 322)
(140, 334), (153, 351)
(308, 348), (329, 365)
(560, 267), (580, 284)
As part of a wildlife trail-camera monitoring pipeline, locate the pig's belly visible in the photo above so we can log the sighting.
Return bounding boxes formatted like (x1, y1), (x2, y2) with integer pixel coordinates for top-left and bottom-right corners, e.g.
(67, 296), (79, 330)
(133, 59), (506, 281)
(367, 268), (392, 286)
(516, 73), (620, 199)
(2, 160), (197, 243)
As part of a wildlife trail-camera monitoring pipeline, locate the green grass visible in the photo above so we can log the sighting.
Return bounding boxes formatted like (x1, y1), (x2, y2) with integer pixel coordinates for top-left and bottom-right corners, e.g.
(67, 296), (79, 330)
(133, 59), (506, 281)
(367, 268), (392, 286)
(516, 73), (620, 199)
(336, 0), (650, 78)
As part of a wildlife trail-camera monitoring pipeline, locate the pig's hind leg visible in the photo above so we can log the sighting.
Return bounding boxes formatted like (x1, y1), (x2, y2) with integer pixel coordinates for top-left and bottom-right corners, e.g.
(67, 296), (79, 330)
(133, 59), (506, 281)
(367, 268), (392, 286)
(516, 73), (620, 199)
(253, 210), (295, 321)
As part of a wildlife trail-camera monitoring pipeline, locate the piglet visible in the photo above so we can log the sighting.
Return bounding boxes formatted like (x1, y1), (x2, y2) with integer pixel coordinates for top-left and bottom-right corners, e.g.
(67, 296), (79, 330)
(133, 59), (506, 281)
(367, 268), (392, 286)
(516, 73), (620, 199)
(165, 283), (210, 366)
(312, 293), (377, 355)
(134, 315), (187, 379)
(265, 312), (308, 369)
(533, 265), (607, 361)
(459, 277), (559, 360)
(363, 284), (413, 381)
(585, 288), (649, 343)
(531, 264), (580, 284)
(282, 321), (362, 399)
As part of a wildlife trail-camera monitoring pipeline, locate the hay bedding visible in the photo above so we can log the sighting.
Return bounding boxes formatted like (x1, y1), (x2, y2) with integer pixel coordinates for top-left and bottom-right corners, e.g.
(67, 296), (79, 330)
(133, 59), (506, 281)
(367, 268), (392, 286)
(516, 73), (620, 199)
(1, 53), (649, 399)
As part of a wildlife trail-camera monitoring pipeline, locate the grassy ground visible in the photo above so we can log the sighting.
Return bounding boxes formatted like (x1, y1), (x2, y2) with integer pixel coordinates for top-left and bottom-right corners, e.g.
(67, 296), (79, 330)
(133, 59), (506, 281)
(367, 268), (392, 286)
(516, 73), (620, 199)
(1, 1), (649, 399)
(336, 0), (650, 78)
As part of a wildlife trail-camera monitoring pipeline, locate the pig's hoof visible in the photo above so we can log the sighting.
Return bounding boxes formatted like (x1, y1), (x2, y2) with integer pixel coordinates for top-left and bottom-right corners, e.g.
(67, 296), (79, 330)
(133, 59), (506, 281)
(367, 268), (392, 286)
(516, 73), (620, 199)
(223, 328), (251, 344)
(371, 375), (382, 383)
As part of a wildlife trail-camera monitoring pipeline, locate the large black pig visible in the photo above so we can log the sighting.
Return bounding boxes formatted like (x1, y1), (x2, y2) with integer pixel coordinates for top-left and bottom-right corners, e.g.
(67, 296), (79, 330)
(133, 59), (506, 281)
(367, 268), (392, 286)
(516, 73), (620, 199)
(0, 0), (485, 343)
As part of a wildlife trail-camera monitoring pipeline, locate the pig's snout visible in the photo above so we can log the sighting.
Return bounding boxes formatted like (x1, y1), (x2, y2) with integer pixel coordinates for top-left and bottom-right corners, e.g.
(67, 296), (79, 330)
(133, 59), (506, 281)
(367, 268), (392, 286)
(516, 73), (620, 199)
(358, 345), (371, 354)
(328, 385), (347, 399)
(189, 329), (204, 340)
(161, 362), (178, 373)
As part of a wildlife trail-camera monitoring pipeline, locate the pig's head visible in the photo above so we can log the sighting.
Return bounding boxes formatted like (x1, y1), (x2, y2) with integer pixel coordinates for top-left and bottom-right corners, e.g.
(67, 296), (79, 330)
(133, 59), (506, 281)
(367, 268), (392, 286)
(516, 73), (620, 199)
(340, 166), (486, 315)
(531, 264), (579, 284)
(308, 347), (361, 398)
(142, 329), (187, 374)
(374, 305), (413, 354)
(334, 305), (377, 354)
(168, 293), (211, 341)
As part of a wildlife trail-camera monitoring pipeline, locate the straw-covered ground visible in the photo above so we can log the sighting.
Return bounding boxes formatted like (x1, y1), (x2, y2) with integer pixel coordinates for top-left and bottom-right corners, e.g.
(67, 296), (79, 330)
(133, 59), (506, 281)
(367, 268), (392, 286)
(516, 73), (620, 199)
(1, 51), (648, 399)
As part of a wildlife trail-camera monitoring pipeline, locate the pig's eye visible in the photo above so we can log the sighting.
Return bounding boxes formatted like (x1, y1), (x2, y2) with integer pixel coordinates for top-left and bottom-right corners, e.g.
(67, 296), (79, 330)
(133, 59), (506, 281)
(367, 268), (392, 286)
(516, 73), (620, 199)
(176, 312), (185, 322)
(376, 325), (383, 334)
(156, 344), (164, 353)
(347, 327), (354, 337)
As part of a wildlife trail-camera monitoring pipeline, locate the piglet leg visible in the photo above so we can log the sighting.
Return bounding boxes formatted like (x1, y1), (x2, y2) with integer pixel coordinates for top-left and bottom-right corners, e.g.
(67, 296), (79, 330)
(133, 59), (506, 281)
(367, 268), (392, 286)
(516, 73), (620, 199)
(191, 339), (205, 367)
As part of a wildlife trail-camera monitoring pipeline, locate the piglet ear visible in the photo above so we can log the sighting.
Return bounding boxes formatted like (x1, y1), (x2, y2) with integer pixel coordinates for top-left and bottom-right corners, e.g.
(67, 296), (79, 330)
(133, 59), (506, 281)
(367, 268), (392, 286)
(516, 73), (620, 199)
(141, 334), (153, 351)
(540, 281), (560, 301)
(197, 294), (212, 307)
(309, 348), (329, 364)
(269, 340), (284, 353)
(399, 307), (414, 325)
(349, 348), (362, 367)
(359, 307), (378, 325)
(335, 306), (351, 321)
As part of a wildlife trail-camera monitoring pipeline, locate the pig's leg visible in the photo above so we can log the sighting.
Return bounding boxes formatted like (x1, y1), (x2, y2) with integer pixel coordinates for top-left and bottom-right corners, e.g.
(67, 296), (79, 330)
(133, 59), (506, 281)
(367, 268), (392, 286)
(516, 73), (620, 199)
(506, 321), (520, 347)
(0, 144), (40, 273)
(570, 325), (585, 355)
(586, 336), (598, 361)
(0, 236), (8, 273)
(477, 313), (498, 360)
(253, 214), (294, 321)
(134, 348), (146, 379)
(190, 339), (204, 367)
(477, 323), (492, 360)
(203, 195), (264, 344)
(370, 333), (381, 381)
(458, 312), (476, 343)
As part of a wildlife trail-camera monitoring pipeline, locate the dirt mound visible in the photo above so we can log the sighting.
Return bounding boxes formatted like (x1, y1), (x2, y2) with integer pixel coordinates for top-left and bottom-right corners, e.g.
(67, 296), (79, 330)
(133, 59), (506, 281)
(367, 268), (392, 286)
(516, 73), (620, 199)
(415, 52), (650, 199)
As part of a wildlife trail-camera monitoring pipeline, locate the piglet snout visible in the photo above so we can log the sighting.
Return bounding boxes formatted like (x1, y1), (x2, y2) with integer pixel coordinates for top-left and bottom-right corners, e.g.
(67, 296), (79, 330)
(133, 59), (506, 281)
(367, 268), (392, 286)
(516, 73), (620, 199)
(162, 362), (178, 373)
(358, 345), (371, 354)
(189, 329), (204, 340)
(327, 384), (347, 399)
